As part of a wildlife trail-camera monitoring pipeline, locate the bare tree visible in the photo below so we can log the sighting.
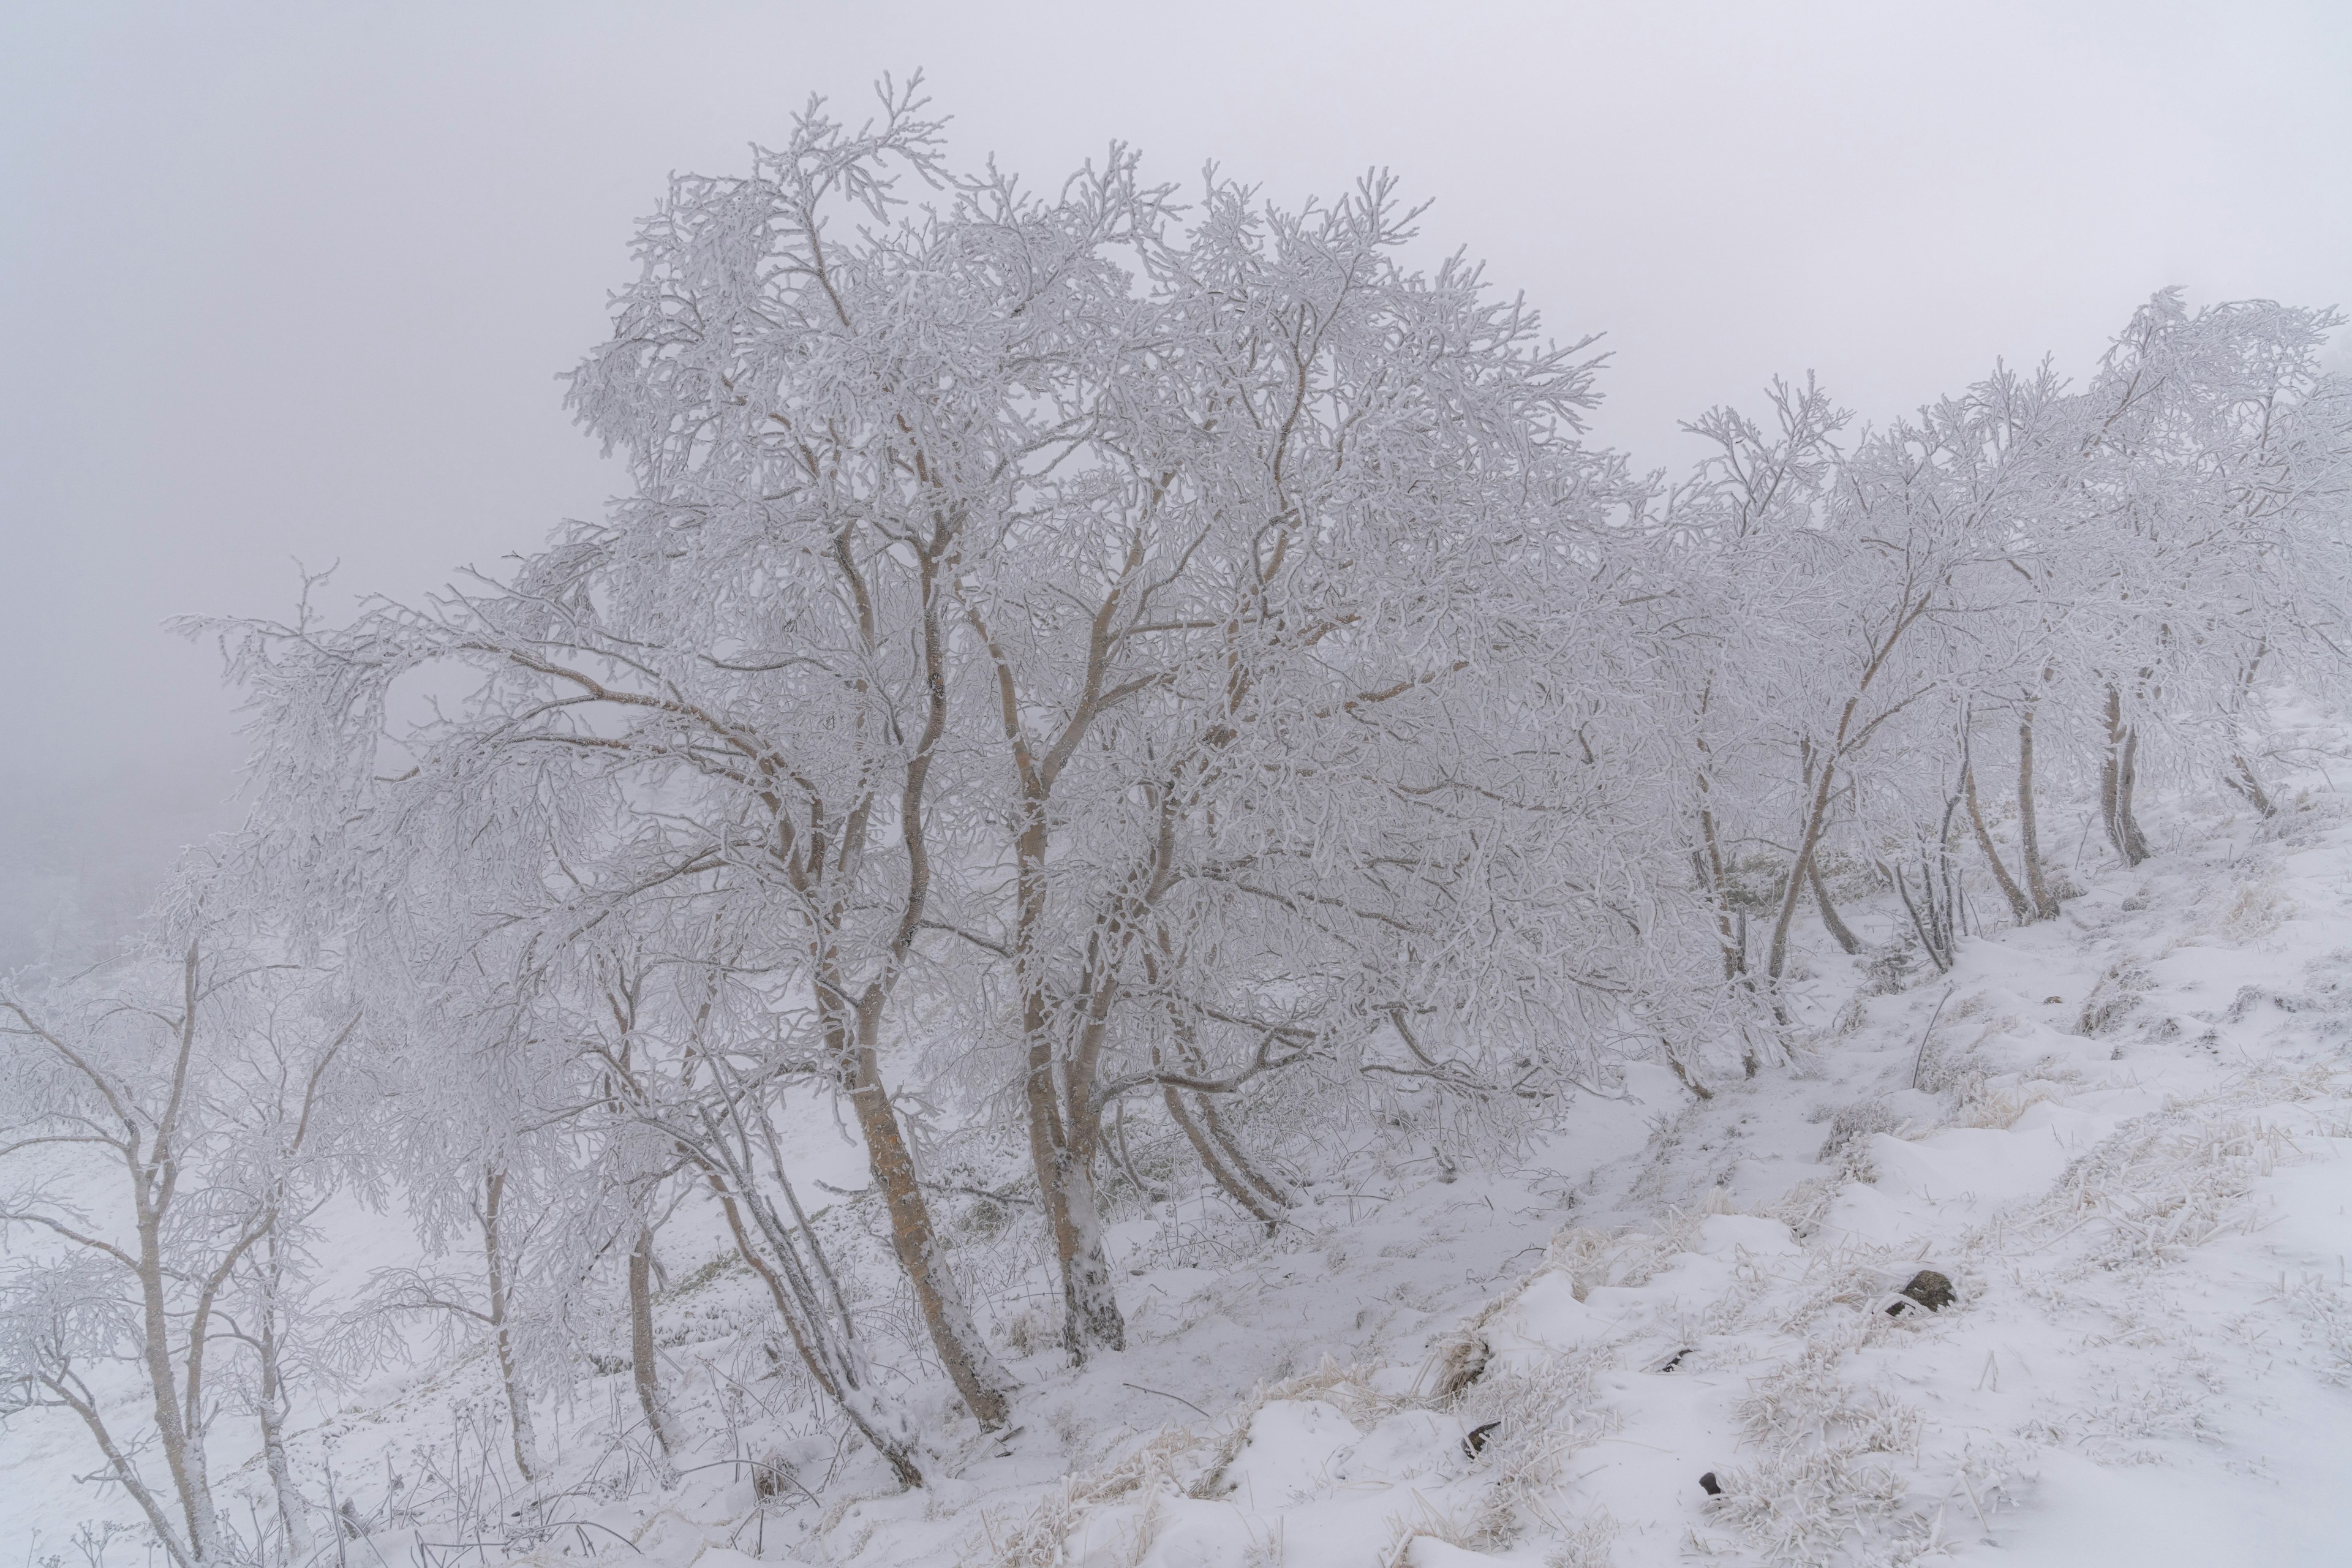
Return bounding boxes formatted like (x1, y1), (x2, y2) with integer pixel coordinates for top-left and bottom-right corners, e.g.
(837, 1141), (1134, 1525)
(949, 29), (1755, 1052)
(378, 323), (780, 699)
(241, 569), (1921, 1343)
(0, 942), (349, 1566)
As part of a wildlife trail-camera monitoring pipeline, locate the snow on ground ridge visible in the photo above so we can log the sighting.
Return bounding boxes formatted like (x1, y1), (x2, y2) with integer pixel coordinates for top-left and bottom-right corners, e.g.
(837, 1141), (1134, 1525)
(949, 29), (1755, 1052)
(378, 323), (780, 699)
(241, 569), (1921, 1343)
(819, 763), (2352, 1568)
(21, 756), (2352, 1567)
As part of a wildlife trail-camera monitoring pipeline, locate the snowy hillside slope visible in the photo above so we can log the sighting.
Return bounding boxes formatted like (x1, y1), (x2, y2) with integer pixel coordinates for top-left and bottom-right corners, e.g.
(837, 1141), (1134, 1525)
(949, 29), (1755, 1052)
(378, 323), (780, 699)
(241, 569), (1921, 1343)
(13, 739), (2352, 1567)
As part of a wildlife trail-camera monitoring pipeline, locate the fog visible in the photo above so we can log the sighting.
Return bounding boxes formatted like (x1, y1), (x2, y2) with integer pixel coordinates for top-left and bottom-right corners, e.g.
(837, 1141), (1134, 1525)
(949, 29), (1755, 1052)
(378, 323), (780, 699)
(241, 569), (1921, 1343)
(3, 0), (2346, 966)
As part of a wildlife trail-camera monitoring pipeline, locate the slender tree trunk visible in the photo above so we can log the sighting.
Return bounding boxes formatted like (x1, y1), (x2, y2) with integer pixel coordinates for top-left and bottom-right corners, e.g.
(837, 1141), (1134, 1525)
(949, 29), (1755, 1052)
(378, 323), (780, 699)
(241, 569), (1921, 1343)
(479, 1169), (539, 1485)
(134, 1204), (221, 1561)
(1697, 769), (1745, 978)
(257, 1228), (314, 1561)
(1807, 856), (1861, 954)
(2222, 641), (2277, 818)
(2100, 684), (2152, 865)
(1009, 806), (1126, 1361)
(1035, 1029), (1125, 1355)
(48, 1378), (196, 1567)
(2228, 754), (2276, 816)
(1147, 941), (1287, 1232)
(1771, 598), (1935, 995)
(813, 532), (1019, 1428)
(1164, 1084), (1281, 1232)
(2119, 725), (2149, 859)
(701, 1166), (927, 1487)
(1962, 761), (2034, 924)
(1767, 756), (1838, 992)
(1196, 1092), (1288, 1215)
(839, 998), (1015, 1425)
(628, 1224), (672, 1459)
(965, 556), (1161, 1365)
(2017, 704), (2060, 919)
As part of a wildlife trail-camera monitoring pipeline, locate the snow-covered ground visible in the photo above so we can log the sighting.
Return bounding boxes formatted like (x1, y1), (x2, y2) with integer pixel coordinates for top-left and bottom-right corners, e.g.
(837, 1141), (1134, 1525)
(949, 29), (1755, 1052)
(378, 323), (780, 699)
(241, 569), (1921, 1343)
(14, 745), (2352, 1567)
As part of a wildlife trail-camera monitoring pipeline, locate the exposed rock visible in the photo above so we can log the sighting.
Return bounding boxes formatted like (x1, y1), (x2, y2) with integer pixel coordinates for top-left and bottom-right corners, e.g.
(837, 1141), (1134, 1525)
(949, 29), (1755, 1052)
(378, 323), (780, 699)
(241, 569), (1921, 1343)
(1892, 1268), (1955, 1313)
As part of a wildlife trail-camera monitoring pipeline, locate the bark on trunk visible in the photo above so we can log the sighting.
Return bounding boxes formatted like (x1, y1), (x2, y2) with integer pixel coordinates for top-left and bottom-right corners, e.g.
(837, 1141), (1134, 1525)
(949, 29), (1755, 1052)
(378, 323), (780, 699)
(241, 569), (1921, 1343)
(1164, 1084), (1282, 1232)
(134, 963), (226, 1563)
(2100, 684), (2152, 865)
(703, 1164), (925, 1487)
(258, 1231), (314, 1561)
(628, 1225), (672, 1458)
(480, 1169), (540, 1485)
(1962, 761), (2034, 924)
(50, 1379), (197, 1566)
(1011, 807), (1126, 1360)
(1807, 856), (1862, 954)
(1766, 756), (1838, 995)
(1698, 780), (1745, 979)
(1769, 597), (1934, 998)
(1197, 1092), (1289, 1215)
(2228, 754), (2277, 816)
(1055, 1150), (1126, 1354)
(1023, 1036), (1126, 1357)
(2017, 706), (2061, 919)
(137, 1211), (219, 1559)
(837, 1000), (1016, 1425)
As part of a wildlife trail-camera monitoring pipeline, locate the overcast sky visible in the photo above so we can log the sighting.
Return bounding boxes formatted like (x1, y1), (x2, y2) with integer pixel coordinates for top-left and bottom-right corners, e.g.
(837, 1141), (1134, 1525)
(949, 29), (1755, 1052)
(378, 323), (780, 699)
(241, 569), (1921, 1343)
(2, 0), (2348, 956)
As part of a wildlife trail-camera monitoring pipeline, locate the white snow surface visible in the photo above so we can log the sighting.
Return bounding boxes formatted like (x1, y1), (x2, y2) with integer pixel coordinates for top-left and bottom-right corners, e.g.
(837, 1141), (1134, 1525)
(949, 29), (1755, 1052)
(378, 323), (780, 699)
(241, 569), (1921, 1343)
(13, 764), (2352, 1565)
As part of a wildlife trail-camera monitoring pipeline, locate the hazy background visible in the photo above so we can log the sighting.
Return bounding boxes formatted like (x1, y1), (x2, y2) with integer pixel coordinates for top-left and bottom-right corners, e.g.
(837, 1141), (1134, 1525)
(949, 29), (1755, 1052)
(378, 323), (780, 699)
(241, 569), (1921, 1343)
(3, 0), (2348, 966)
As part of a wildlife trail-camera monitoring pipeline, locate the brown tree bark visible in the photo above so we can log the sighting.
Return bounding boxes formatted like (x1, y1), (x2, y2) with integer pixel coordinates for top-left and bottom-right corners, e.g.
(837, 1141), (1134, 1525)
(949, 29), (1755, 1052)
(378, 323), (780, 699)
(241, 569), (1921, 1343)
(2228, 754), (2277, 816)
(840, 995), (1014, 1423)
(478, 1168), (540, 1485)
(2017, 704), (2061, 919)
(1807, 856), (1862, 954)
(786, 524), (1016, 1427)
(628, 1224), (672, 1458)
(1768, 756), (1839, 992)
(257, 1224), (314, 1560)
(1768, 589), (1935, 994)
(966, 558), (1148, 1363)
(1962, 759), (2034, 924)
(701, 1165), (927, 1487)
(2100, 684), (2152, 865)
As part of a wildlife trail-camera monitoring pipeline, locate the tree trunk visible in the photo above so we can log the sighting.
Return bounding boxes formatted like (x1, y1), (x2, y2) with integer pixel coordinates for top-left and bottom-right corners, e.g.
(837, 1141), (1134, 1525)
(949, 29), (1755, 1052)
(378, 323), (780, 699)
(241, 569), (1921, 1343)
(480, 1169), (540, 1485)
(837, 1000), (1014, 1427)
(258, 1229), (314, 1561)
(49, 1377), (196, 1567)
(1767, 756), (1838, 993)
(701, 1164), (926, 1487)
(134, 1205), (221, 1561)
(1054, 1148), (1126, 1354)
(2228, 754), (2277, 816)
(1022, 1041), (1125, 1356)
(1807, 856), (1861, 954)
(628, 1224), (673, 1459)
(1009, 804), (1126, 1361)
(1197, 1092), (1289, 1215)
(2017, 706), (2060, 919)
(1698, 783), (1745, 979)
(2119, 726), (2149, 860)
(2100, 684), (2152, 865)
(1962, 761), (2034, 924)
(1164, 1084), (1282, 1232)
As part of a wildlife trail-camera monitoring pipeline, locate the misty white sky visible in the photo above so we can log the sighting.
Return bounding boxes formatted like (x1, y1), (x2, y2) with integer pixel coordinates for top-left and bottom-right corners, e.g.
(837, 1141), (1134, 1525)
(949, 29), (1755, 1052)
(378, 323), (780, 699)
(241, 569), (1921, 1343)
(2, 0), (2348, 956)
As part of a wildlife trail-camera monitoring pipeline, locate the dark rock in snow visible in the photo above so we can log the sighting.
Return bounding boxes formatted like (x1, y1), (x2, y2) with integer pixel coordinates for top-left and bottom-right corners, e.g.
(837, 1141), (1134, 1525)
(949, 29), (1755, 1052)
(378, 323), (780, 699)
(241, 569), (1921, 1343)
(1893, 1268), (1956, 1313)
(1699, 1471), (1722, 1496)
